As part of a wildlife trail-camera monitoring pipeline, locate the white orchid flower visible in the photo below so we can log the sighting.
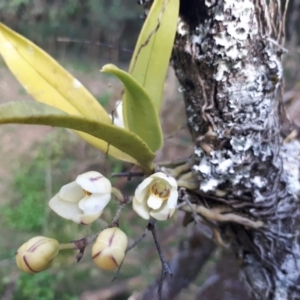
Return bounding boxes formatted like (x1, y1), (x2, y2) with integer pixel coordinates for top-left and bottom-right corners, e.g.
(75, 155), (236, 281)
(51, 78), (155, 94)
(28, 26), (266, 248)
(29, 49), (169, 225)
(133, 172), (178, 221)
(49, 171), (111, 224)
(110, 100), (124, 128)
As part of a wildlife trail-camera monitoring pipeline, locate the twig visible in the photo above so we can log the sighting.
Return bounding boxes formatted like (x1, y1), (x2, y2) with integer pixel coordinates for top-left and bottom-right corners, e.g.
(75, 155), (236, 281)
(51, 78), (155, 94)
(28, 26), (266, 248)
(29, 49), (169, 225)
(147, 219), (172, 300)
(111, 171), (145, 179)
(157, 157), (190, 168)
(184, 194), (202, 224)
(140, 227), (216, 300)
(110, 203), (128, 226)
(279, 0), (290, 44)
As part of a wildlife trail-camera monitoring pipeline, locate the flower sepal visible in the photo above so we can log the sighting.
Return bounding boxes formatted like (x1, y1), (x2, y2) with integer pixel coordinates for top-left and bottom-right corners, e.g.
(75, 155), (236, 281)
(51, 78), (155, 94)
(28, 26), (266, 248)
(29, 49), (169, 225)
(92, 227), (128, 271)
(15, 236), (59, 273)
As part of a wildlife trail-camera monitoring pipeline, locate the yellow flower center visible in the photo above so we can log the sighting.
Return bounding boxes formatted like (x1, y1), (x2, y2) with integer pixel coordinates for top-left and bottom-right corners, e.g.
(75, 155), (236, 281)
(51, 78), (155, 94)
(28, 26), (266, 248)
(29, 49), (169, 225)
(83, 189), (92, 196)
(150, 181), (170, 200)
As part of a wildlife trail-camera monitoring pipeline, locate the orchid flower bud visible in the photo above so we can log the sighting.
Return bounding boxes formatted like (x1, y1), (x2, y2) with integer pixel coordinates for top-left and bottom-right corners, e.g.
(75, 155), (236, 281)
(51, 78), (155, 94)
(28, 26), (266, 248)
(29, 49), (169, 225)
(92, 227), (128, 271)
(15, 236), (59, 273)
(133, 172), (178, 221)
(49, 171), (112, 224)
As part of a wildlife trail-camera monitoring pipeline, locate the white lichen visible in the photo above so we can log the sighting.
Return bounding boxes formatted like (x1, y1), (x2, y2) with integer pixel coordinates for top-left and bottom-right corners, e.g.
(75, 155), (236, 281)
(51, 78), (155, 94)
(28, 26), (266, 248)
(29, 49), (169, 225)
(216, 159), (233, 174)
(215, 61), (230, 81)
(178, 18), (188, 36)
(231, 136), (253, 152)
(280, 140), (300, 199)
(198, 156), (212, 176)
(251, 176), (267, 189)
(200, 178), (220, 192)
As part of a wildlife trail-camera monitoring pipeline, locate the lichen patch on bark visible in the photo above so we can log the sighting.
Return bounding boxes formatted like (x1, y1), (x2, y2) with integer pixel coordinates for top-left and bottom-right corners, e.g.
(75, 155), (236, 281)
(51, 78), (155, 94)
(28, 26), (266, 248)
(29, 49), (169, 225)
(171, 0), (300, 298)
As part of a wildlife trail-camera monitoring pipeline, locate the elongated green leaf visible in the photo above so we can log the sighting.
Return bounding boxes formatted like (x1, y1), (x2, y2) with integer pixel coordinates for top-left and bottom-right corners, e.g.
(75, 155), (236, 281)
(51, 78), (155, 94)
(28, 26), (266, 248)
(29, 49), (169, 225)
(74, 132), (138, 165)
(0, 23), (137, 164)
(101, 64), (163, 152)
(129, 0), (179, 112)
(0, 23), (110, 122)
(0, 101), (155, 174)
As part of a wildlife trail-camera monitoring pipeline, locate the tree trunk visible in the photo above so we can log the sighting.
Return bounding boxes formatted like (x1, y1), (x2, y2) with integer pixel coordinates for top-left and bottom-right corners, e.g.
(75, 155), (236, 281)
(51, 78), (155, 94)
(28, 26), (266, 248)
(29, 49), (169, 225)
(142, 0), (300, 299)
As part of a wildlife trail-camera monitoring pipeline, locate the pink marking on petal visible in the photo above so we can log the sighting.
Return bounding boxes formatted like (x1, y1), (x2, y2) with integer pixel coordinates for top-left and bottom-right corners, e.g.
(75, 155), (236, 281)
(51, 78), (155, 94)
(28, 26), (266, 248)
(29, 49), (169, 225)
(90, 176), (103, 182)
(110, 255), (119, 267)
(92, 249), (103, 259)
(28, 240), (45, 252)
(23, 255), (37, 273)
(108, 231), (115, 247)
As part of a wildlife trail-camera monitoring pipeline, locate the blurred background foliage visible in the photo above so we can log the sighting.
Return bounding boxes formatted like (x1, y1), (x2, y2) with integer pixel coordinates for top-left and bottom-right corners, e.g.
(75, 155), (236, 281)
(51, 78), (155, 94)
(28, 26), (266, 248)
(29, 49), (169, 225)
(0, 0), (299, 299)
(0, 0), (143, 64)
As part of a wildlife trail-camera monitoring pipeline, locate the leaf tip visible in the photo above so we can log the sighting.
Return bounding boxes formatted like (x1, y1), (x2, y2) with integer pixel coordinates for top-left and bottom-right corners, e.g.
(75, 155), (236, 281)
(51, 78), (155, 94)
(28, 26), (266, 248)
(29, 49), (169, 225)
(100, 64), (118, 73)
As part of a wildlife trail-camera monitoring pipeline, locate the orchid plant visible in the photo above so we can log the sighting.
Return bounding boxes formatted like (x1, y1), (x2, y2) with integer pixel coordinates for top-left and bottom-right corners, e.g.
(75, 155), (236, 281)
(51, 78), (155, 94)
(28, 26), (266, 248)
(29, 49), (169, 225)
(0, 0), (200, 295)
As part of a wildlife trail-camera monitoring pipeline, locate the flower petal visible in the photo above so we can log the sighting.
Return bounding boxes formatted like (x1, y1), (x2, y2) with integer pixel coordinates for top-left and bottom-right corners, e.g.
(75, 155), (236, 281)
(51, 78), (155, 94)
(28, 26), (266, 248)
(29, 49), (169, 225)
(23, 252), (52, 272)
(59, 182), (84, 202)
(147, 194), (164, 210)
(135, 177), (153, 203)
(150, 201), (175, 221)
(49, 193), (82, 221)
(78, 195), (89, 211)
(151, 172), (177, 188)
(76, 171), (112, 194)
(76, 213), (102, 225)
(78, 194), (111, 214)
(132, 197), (150, 220)
(167, 189), (178, 209)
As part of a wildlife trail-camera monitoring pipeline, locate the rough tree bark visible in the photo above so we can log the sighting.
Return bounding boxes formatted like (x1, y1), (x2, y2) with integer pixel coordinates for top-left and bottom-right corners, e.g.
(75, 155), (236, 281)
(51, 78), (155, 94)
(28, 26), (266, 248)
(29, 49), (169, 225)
(140, 0), (300, 299)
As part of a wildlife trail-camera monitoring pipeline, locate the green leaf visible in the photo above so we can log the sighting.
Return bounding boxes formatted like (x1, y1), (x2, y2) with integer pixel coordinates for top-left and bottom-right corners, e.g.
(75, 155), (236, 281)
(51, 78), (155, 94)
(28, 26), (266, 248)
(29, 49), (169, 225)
(101, 64), (163, 152)
(0, 22), (137, 164)
(129, 0), (179, 112)
(0, 22), (110, 121)
(0, 101), (155, 174)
